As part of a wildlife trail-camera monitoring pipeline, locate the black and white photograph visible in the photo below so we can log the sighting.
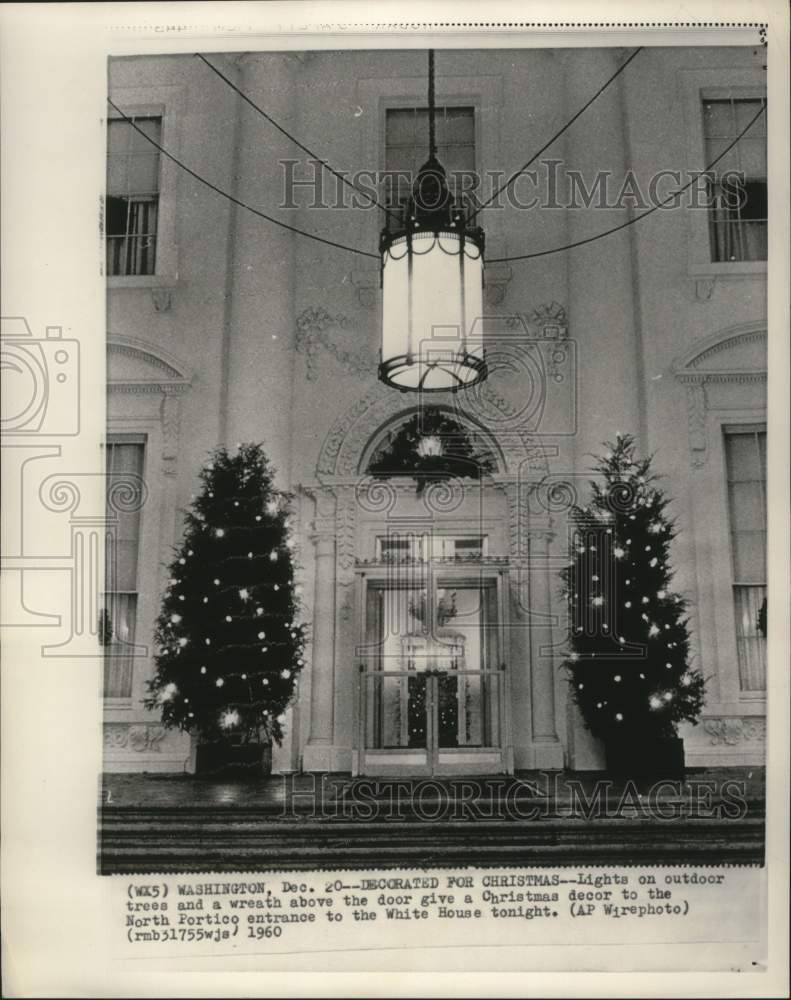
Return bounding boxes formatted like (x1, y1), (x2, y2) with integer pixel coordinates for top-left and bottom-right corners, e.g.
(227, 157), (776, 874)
(1, 2), (788, 996)
(98, 36), (770, 868)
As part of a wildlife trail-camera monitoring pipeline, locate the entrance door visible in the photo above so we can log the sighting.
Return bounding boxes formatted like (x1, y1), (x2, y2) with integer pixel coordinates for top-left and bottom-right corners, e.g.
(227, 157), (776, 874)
(357, 579), (507, 775)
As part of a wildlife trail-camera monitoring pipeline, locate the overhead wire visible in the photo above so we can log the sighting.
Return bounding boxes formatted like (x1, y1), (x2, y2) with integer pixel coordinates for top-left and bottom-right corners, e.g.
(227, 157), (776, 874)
(464, 47), (644, 225)
(195, 52), (403, 226)
(106, 98), (379, 260)
(487, 100), (767, 263)
(108, 69), (766, 267)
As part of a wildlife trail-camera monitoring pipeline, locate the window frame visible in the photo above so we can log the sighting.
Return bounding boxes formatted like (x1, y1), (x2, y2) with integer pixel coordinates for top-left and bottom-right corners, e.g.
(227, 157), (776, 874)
(376, 532), (489, 563)
(355, 71), (505, 258)
(383, 104), (477, 222)
(678, 68), (767, 279)
(102, 433), (148, 704)
(106, 113), (163, 278)
(702, 96), (767, 265)
(722, 424), (767, 694)
(105, 87), (184, 289)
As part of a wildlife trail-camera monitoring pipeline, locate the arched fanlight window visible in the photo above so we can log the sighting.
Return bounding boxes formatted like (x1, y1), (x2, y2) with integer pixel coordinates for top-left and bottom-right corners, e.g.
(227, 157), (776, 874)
(366, 408), (497, 491)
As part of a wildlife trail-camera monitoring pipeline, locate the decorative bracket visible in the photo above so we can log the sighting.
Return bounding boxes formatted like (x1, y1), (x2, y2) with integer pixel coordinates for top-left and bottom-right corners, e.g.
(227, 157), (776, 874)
(151, 288), (173, 313)
(350, 267), (380, 308)
(694, 278), (715, 302)
(483, 262), (513, 305)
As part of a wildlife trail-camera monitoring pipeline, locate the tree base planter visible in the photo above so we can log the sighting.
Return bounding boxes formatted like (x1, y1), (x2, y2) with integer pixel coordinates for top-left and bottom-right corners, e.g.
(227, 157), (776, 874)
(605, 736), (685, 780)
(195, 741), (272, 779)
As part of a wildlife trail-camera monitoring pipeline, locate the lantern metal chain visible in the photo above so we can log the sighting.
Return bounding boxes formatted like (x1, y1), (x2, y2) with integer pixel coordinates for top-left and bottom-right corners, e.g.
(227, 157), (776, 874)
(428, 49), (437, 160)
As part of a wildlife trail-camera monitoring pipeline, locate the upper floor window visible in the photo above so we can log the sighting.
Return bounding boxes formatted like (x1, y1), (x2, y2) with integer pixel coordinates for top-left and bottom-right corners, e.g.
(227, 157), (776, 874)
(703, 97), (767, 263)
(101, 436), (145, 698)
(384, 106), (475, 227)
(724, 425), (767, 692)
(106, 115), (161, 276)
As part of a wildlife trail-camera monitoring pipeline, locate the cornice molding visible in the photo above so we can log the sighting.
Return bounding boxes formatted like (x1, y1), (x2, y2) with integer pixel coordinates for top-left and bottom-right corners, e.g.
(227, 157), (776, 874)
(672, 323), (766, 469)
(672, 323), (766, 376)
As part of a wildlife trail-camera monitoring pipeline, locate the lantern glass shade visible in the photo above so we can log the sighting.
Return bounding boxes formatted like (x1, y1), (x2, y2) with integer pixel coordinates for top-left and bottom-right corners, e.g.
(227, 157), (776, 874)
(380, 231), (485, 391)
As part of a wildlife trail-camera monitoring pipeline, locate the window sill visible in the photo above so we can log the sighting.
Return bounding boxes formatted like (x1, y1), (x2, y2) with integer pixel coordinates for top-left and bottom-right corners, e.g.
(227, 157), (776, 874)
(107, 274), (178, 291)
(104, 698), (133, 712)
(738, 691), (767, 705)
(689, 261), (767, 280)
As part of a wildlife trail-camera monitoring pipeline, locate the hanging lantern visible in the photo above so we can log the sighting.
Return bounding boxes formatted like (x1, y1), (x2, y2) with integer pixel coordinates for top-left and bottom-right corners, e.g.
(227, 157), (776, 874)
(379, 51), (487, 392)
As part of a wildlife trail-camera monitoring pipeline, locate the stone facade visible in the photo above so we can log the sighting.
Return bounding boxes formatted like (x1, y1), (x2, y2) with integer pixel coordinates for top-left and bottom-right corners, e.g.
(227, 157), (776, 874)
(104, 46), (767, 772)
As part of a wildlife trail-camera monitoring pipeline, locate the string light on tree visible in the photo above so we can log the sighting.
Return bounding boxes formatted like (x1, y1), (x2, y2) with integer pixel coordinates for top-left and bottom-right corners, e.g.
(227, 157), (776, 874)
(145, 443), (307, 754)
(562, 434), (705, 749)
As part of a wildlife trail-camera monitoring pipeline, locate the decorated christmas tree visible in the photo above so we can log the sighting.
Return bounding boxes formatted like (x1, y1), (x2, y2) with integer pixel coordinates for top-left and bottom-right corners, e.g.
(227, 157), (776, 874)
(145, 444), (306, 754)
(561, 435), (705, 750)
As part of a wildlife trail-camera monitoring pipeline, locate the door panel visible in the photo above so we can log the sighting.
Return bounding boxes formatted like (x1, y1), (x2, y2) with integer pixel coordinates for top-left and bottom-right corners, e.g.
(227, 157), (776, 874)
(359, 577), (507, 775)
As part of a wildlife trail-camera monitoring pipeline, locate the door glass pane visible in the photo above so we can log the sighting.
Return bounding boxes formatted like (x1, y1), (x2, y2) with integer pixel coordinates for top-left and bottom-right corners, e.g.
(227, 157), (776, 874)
(363, 580), (501, 755)
(434, 582), (500, 749)
(365, 586), (429, 749)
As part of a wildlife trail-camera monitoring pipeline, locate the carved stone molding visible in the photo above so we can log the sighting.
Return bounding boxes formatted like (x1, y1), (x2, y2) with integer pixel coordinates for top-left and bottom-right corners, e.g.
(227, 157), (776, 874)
(350, 267), (380, 308)
(334, 485), (357, 575)
(160, 393), (181, 477)
(673, 325), (766, 469)
(684, 378), (708, 468)
(316, 388), (549, 480)
(295, 306), (375, 381)
(483, 262), (513, 305)
(303, 485), (338, 545)
(108, 337), (190, 478)
(104, 723), (166, 752)
(107, 337), (189, 382)
(496, 481), (530, 558)
(702, 717), (766, 747)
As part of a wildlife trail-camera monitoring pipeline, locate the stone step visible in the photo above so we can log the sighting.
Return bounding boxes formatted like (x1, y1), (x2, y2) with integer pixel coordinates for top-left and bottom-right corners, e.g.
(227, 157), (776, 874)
(101, 814), (765, 831)
(99, 813), (764, 872)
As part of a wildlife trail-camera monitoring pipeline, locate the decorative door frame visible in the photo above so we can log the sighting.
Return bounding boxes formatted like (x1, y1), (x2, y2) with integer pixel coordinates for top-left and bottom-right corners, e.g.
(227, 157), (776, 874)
(298, 384), (565, 772)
